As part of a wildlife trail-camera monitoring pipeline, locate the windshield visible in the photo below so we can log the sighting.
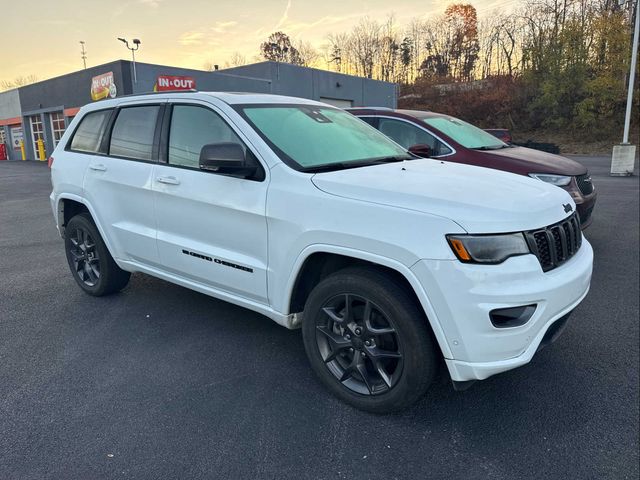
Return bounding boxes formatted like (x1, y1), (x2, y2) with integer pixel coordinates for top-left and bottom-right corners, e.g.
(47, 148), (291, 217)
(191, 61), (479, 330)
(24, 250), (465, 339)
(423, 116), (506, 150)
(238, 105), (411, 171)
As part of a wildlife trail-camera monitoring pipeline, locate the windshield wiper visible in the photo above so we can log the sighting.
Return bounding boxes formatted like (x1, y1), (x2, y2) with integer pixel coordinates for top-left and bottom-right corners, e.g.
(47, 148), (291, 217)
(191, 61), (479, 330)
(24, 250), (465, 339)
(301, 155), (411, 173)
(366, 155), (413, 164)
(472, 145), (510, 151)
(301, 163), (351, 173)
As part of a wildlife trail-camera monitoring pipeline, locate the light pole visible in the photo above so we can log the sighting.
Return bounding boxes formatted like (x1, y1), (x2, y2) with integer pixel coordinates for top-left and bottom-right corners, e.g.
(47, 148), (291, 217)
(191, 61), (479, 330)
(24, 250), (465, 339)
(117, 37), (141, 84)
(611, 0), (639, 176)
(79, 41), (87, 69)
(623, 0), (639, 145)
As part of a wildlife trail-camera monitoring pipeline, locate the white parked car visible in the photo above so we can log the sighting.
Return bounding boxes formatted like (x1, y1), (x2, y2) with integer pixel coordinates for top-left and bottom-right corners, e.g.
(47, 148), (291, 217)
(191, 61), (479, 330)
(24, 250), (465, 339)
(50, 92), (593, 412)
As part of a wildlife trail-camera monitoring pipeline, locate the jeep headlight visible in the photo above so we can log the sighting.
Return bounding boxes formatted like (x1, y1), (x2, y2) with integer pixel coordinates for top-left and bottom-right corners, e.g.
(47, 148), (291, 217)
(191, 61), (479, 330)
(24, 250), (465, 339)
(528, 173), (572, 186)
(446, 233), (530, 264)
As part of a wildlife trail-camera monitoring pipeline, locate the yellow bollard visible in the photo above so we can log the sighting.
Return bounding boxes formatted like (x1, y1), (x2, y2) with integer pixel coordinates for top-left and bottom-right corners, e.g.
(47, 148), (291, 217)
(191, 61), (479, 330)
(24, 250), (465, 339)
(37, 138), (46, 161)
(19, 140), (26, 161)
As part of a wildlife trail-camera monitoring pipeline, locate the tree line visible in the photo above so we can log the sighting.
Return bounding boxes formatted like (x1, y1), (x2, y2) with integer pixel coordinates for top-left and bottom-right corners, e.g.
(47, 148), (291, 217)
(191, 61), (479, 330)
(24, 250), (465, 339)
(257, 0), (638, 141)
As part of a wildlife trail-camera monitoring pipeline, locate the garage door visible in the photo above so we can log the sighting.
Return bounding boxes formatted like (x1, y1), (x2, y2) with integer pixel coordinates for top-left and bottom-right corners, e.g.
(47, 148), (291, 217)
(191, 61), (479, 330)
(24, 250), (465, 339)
(319, 97), (353, 109)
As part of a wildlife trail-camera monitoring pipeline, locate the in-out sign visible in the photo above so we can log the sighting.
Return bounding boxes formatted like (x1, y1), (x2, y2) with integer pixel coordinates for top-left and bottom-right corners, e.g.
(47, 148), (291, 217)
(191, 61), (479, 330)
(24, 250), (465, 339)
(154, 75), (196, 91)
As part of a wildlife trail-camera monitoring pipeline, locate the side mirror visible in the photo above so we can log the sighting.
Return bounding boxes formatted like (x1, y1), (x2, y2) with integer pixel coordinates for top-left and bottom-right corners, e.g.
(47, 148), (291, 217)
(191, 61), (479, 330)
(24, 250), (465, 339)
(408, 144), (432, 158)
(199, 142), (257, 178)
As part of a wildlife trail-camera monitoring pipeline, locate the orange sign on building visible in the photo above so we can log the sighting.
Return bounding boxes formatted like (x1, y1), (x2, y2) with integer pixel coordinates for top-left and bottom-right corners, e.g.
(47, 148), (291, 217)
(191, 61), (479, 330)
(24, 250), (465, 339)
(91, 72), (117, 101)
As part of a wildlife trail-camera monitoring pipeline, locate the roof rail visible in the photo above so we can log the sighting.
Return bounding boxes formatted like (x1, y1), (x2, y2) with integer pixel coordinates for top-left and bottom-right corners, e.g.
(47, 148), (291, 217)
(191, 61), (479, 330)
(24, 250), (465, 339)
(346, 106), (394, 111)
(117, 89), (199, 98)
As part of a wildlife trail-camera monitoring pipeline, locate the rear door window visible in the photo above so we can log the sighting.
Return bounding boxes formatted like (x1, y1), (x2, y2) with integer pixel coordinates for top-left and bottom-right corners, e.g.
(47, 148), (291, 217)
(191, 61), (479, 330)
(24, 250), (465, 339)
(109, 106), (160, 160)
(69, 110), (112, 153)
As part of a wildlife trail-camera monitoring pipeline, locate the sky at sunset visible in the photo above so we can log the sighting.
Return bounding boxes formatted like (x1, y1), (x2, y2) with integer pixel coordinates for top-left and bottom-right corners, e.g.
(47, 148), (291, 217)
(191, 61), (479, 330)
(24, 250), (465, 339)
(2, 0), (519, 84)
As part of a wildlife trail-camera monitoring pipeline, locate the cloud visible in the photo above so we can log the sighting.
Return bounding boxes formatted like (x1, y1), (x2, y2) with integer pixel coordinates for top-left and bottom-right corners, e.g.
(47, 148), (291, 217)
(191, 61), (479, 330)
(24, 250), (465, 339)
(279, 13), (363, 36)
(210, 21), (238, 33)
(266, 1), (360, 39)
(274, 0), (292, 31)
(179, 21), (236, 47)
(179, 31), (206, 46)
(139, 0), (162, 6)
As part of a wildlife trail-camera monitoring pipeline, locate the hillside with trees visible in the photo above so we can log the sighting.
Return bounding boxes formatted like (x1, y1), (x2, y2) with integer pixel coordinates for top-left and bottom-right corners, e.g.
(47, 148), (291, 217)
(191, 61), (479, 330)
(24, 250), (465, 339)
(258, 0), (639, 150)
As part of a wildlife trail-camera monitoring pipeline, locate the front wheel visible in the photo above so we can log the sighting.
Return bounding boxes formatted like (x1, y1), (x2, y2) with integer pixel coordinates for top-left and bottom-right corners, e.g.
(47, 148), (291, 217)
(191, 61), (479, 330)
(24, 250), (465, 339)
(302, 267), (438, 413)
(64, 213), (131, 296)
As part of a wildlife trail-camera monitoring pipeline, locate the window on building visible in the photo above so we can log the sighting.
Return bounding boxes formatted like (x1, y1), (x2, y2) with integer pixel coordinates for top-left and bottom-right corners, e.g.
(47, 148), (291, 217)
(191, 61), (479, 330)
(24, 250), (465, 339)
(0, 127), (6, 145)
(70, 109), (112, 153)
(168, 105), (246, 169)
(109, 106), (160, 160)
(50, 112), (66, 147)
(30, 115), (44, 157)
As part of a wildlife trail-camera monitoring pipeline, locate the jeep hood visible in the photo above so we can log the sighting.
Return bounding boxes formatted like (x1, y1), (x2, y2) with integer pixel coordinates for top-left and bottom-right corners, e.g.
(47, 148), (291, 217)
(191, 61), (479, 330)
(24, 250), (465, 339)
(311, 159), (575, 233)
(479, 146), (587, 176)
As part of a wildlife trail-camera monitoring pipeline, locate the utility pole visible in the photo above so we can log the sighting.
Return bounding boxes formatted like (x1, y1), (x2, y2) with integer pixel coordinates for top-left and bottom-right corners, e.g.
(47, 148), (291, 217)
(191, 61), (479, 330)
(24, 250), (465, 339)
(611, 0), (639, 175)
(117, 37), (141, 84)
(80, 41), (87, 69)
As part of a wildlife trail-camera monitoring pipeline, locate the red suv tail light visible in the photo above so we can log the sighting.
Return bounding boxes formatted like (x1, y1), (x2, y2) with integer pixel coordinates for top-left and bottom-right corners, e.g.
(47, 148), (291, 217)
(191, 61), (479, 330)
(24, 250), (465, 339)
(48, 156), (54, 168)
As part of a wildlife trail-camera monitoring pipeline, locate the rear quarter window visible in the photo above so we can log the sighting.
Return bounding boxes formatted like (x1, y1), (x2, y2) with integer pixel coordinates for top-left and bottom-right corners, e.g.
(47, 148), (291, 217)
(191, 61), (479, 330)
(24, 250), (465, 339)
(69, 110), (112, 153)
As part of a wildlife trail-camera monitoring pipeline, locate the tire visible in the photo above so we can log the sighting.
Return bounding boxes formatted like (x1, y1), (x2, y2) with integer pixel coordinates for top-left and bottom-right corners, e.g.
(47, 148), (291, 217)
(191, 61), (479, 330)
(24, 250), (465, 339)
(64, 213), (131, 296)
(302, 266), (438, 413)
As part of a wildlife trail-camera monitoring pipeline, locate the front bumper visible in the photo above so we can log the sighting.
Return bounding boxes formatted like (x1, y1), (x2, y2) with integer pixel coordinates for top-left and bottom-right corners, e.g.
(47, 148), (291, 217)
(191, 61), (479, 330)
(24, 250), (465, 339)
(411, 238), (593, 381)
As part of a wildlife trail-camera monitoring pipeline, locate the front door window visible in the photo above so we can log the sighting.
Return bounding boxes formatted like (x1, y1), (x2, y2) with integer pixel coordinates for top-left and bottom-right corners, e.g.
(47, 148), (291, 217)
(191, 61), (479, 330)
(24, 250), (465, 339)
(378, 118), (452, 156)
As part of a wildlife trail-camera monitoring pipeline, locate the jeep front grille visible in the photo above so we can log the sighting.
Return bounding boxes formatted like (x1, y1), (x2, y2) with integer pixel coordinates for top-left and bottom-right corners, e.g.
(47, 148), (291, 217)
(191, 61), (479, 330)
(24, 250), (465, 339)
(576, 173), (594, 195)
(525, 213), (582, 272)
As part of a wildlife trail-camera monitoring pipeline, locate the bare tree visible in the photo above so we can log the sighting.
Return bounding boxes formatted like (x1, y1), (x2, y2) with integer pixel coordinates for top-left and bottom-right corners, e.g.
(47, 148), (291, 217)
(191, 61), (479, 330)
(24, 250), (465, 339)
(421, 16), (454, 80)
(224, 52), (248, 68)
(0, 75), (39, 91)
(378, 16), (400, 81)
(351, 17), (381, 78)
(406, 19), (426, 82)
(325, 33), (351, 73)
(295, 41), (320, 67)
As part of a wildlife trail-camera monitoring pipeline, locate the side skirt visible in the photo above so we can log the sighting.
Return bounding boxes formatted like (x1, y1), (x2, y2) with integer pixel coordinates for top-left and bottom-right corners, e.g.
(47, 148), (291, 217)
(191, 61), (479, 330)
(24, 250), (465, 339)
(117, 259), (298, 329)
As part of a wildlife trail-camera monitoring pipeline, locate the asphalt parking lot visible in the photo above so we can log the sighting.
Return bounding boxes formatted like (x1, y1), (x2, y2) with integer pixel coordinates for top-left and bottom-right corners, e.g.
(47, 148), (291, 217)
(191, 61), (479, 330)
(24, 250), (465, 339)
(0, 156), (638, 480)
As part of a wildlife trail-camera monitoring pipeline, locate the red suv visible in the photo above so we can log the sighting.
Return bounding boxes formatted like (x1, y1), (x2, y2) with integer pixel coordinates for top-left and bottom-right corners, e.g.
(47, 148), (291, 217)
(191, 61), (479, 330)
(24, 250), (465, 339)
(348, 108), (597, 228)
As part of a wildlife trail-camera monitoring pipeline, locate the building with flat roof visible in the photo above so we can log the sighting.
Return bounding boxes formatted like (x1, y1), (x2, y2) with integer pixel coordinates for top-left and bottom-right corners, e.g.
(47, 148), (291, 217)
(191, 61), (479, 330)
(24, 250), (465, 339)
(0, 60), (397, 161)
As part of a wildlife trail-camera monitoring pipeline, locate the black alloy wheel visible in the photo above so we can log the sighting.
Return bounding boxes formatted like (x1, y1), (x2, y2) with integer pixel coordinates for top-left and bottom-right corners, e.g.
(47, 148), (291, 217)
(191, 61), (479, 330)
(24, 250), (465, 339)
(68, 227), (101, 287)
(302, 266), (438, 413)
(64, 213), (131, 296)
(316, 294), (403, 395)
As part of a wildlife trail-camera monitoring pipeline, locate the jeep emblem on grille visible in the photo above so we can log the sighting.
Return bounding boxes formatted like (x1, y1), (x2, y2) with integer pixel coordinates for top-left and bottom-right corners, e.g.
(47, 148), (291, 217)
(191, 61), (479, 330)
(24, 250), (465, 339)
(563, 203), (573, 213)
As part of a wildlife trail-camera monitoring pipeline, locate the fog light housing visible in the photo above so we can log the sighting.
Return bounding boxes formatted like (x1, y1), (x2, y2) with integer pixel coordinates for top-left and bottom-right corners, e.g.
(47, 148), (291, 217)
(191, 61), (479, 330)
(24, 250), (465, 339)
(490, 304), (537, 328)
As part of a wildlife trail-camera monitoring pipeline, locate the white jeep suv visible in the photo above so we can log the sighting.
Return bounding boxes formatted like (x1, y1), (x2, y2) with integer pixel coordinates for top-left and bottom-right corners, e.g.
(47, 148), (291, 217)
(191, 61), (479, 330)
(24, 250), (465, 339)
(50, 92), (593, 412)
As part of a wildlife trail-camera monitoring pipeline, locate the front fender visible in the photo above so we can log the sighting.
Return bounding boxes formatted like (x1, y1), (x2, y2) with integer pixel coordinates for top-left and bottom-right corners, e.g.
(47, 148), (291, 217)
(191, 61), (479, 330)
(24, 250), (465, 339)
(279, 244), (454, 359)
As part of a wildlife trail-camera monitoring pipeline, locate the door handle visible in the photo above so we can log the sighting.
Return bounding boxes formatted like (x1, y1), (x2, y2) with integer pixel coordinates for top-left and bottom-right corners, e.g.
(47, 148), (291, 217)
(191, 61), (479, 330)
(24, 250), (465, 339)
(156, 176), (180, 185)
(89, 164), (107, 172)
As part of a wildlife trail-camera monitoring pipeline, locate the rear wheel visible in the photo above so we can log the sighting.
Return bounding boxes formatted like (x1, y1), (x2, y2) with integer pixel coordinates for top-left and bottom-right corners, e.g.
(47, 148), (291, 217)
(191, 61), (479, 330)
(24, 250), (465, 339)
(64, 213), (130, 296)
(302, 267), (437, 413)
